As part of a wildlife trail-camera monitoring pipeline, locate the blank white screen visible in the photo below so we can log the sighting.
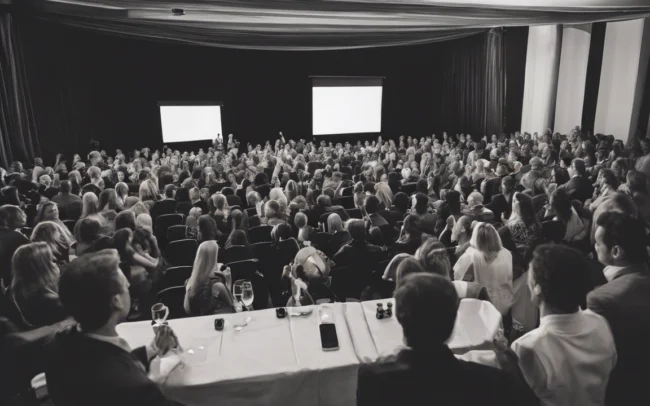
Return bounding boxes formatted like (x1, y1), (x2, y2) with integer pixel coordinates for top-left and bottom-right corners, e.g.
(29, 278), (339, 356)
(160, 105), (223, 143)
(312, 86), (382, 135)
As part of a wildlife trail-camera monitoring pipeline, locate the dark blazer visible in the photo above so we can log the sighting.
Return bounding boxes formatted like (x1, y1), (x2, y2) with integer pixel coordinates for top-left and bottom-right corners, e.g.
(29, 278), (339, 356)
(0, 228), (30, 287)
(485, 193), (512, 223)
(357, 346), (530, 406)
(560, 175), (593, 203)
(587, 265), (650, 406)
(52, 192), (82, 220)
(482, 176), (503, 204)
(46, 325), (184, 406)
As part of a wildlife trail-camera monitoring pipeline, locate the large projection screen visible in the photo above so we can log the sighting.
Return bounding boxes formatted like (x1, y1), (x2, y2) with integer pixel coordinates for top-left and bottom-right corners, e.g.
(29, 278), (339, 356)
(312, 77), (383, 136)
(159, 102), (223, 143)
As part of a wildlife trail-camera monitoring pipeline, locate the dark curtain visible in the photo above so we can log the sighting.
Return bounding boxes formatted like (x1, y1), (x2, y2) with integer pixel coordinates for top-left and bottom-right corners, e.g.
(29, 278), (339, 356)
(484, 28), (505, 135)
(581, 22), (606, 135)
(503, 27), (529, 134)
(0, 12), (40, 169)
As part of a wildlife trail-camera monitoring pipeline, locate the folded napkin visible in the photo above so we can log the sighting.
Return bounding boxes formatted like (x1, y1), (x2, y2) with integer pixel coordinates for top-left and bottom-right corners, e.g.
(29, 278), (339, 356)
(148, 349), (184, 384)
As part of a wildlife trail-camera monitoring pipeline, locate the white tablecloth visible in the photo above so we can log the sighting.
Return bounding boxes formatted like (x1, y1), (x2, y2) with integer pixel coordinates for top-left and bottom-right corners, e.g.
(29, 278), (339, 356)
(117, 299), (501, 406)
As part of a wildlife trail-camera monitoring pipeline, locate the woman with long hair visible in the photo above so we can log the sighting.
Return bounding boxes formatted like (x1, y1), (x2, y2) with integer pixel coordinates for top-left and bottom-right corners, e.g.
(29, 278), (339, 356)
(186, 207), (202, 228)
(453, 222), (513, 315)
(225, 229), (251, 250)
(138, 179), (159, 204)
(34, 201), (75, 245)
(503, 192), (542, 247)
(68, 170), (82, 195)
(353, 181), (365, 209)
(197, 214), (220, 243)
(184, 241), (234, 316)
(9, 242), (67, 328)
(31, 221), (71, 264)
(115, 182), (129, 206)
(111, 228), (159, 278)
(374, 182), (393, 210)
(81, 192), (100, 219)
(98, 189), (122, 233)
(284, 180), (299, 202)
(393, 214), (424, 255)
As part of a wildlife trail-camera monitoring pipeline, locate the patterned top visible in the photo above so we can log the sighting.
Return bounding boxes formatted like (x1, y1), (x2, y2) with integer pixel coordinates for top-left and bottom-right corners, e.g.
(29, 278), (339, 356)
(507, 220), (541, 247)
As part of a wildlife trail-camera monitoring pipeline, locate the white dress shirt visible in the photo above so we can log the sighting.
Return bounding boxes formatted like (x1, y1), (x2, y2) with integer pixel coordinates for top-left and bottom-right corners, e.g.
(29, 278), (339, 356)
(512, 310), (617, 406)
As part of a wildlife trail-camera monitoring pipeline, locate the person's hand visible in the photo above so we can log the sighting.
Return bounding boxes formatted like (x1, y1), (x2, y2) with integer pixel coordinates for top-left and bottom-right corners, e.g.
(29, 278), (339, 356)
(493, 336), (519, 375)
(151, 324), (181, 356)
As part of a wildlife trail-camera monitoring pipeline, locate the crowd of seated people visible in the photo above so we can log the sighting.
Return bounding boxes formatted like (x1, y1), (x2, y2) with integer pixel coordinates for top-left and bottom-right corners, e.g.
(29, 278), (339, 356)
(0, 129), (649, 405)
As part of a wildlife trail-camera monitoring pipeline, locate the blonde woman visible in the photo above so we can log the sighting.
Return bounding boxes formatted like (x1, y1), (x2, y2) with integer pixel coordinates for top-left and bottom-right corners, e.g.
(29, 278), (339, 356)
(453, 222), (513, 315)
(138, 179), (159, 203)
(269, 187), (288, 217)
(31, 221), (71, 264)
(353, 181), (365, 209)
(184, 241), (234, 316)
(87, 166), (105, 190)
(115, 182), (129, 206)
(9, 242), (67, 328)
(284, 180), (299, 202)
(375, 182), (394, 210)
(186, 207), (202, 228)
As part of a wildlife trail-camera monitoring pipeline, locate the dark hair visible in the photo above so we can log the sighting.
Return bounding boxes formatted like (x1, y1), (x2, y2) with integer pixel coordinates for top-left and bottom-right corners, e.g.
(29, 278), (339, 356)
(599, 168), (619, 190)
(550, 188), (572, 223)
(316, 194), (332, 209)
(76, 217), (101, 243)
(394, 273), (459, 348)
(561, 156), (572, 167)
(513, 192), (540, 228)
(0, 204), (26, 229)
(401, 214), (422, 238)
(413, 193), (429, 215)
(164, 184), (176, 198)
(572, 158), (586, 176)
(627, 170), (647, 194)
(416, 179), (428, 194)
(445, 190), (461, 216)
(59, 180), (71, 194)
(198, 215), (219, 242)
(272, 223), (293, 245)
(347, 219), (367, 241)
(111, 228), (135, 263)
(530, 244), (588, 312)
(226, 229), (249, 249)
(114, 210), (136, 232)
(396, 257), (425, 286)
(596, 212), (648, 264)
(58, 249), (124, 330)
(363, 195), (381, 214)
(393, 192), (410, 214)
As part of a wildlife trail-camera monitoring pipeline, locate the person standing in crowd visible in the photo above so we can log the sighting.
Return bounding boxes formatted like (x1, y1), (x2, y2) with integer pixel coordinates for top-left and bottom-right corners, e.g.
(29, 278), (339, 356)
(357, 273), (534, 406)
(512, 244), (616, 405)
(46, 249), (185, 406)
(588, 212), (650, 406)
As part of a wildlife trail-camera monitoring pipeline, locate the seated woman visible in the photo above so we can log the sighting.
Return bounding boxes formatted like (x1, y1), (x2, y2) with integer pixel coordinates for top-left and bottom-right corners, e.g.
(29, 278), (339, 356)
(114, 210), (136, 232)
(34, 201), (75, 246)
(8, 242), (68, 329)
(112, 228), (159, 285)
(392, 214), (424, 255)
(74, 217), (106, 256)
(453, 222), (513, 316)
(31, 221), (71, 265)
(197, 214), (220, 243)
(184, 241), (234, 316)
(225, 229), (252, 259)
(294, 212), (314, 244)
(501, 192), (543, 247)
(98, 189), (123, 234)
(186, 207), (202, 228)
(326, 214), (351, 257)
(415, 238), (490, 301)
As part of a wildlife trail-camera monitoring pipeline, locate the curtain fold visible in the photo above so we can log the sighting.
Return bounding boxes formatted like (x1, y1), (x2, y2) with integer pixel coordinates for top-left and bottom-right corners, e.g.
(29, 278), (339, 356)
(484, 27), (504, 135)
(18, 0), (650, 51)
(0, 12), (40, 169)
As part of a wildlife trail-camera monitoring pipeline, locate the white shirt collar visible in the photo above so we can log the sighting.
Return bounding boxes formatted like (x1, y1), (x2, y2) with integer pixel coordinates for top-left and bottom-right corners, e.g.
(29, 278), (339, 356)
(604, 265), (627, 282)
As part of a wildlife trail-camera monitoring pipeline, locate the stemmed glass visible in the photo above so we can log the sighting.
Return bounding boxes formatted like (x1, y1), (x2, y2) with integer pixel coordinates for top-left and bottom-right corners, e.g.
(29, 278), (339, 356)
(241, 281), (254, 311)
(232, 279), (253, 331)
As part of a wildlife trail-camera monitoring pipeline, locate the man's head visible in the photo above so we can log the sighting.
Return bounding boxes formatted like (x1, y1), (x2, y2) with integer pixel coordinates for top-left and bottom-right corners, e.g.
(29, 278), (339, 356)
(59, 180), (71, 194)
(394, 273), (459, 349)
(316, 194), (332, 209)
(0, 204), (27, 229)
(58, 249), (130, 331)
(529, 157), (543, 171)
(347, 219), (367, 241)
(595, 212), (647, 267)
(570, 158), (586, 177)
(164, 184), (176, 199)
(363, 195), (381, 215)
(528, 244), (588, 313)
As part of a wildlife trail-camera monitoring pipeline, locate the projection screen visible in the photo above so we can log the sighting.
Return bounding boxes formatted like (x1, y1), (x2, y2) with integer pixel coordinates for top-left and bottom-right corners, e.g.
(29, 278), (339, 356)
(312, 77), (383, 136)
(159, 102), (223, 143)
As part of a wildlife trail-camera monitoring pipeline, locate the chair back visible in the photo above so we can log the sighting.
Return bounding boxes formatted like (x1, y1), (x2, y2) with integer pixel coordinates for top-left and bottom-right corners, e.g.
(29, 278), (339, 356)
(155, 213), (184, 247)
(166, 225), (189, 243)
(161, 266), (193, 289)
(248, 215), (261, 228)
(335, 196), (355, 209)
(223, 245), (252, 264)
(228, 259), (270, 310)
(378, 224), (399, 245)
(157, 286), (187, 319)
(248, 225), (273, 244)
(401, 183), (417, 196)
(175, 201), (193, 216)
(345, 208), (362, 219)
(329, 265), (367, 300)
(165, 239), (198, 266)
(309, 232), (331, 251)
(542, 220), (566, 243)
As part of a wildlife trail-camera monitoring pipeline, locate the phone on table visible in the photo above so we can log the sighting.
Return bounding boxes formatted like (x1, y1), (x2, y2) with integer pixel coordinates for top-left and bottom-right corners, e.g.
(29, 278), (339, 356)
(319, 306), (339, 351)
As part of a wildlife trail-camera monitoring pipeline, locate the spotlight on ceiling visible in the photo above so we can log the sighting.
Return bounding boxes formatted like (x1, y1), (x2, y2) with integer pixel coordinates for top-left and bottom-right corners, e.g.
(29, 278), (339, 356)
(171, 8), (185, 16)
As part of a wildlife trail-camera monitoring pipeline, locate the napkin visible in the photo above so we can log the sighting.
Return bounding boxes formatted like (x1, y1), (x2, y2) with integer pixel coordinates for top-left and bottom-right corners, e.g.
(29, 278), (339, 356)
(148, 349), (184, 384)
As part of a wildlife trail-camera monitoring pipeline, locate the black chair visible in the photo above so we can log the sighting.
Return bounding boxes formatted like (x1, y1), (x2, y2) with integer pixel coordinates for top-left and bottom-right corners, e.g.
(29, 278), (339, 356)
(160, 266), (193, 289)
(20, 227), (33, 238)
(157, 286), (187, 319)
(227, 259), (271, 310)
(401, 183), (417, 196)
(175, 201), (193, 216)
(155, 213), (184, 248)
(62, 219), (76, 235)
(165, 239), (198, 266)
(244, 207), (258, 219)
(248, 225), (273, 244)
(223, 245), (252, 264)
(128, 183), (140, 196)
(378, 224), (399, 245)
(335, 196), (355, 209)
(167, 225), (189, 243)
(330, 265), (368, 300)
(251, 241), (273, 261)
(346, 208), (362, 219)
(310, 232), (331, 251)
(542, 220), (566, 243)
(340, 186), (354, 197)
(248, 215), (261, 228)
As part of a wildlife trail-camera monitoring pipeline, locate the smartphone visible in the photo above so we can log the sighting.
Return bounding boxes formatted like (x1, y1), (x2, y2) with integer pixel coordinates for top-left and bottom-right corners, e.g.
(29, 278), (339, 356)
(319, 323), (339, 351)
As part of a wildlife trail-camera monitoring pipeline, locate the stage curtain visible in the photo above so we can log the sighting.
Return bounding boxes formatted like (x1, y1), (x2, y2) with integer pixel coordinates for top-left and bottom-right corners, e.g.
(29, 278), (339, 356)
(16, 0), (650, 51)
(484, 28), (505, 136)
(0, 12), (40, 169)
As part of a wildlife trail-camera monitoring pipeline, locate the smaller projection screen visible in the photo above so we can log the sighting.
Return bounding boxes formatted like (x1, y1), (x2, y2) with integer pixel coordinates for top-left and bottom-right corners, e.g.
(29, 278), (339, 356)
(159, 102), (223, 143)
(312, 77), (383, 136)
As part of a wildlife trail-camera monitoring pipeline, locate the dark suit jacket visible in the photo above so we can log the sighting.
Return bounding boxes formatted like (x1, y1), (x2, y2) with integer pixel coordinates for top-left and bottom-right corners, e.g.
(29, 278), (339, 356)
(357, 346), (530, 406)
(46, 325), (184, 406)
(561, 175), (593, 203)
(587, 265), (650, 406)
(0, 228), (30, 287)
(52, 193), (82, 220)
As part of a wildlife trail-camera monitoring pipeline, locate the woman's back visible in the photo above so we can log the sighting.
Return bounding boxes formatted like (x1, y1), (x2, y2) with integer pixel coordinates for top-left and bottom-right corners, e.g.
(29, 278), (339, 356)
(184, 276), (232, 316)
(474, 248), (513, 314)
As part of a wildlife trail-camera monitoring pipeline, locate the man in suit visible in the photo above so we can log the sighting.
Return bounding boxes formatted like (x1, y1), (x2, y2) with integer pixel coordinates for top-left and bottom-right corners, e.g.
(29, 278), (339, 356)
(150, 184), (178, 223)
(52, 180), (81, 220)
(588, 212), (650, 406)
(46, 249), (184, 406)
(357, 273), (535, 406)
(559, 158), (593, 203)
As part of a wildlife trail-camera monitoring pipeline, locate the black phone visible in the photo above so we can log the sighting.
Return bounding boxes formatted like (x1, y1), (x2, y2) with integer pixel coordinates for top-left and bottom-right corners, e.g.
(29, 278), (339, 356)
(319, 323), (339, 351)
(214, 318), (224, 331)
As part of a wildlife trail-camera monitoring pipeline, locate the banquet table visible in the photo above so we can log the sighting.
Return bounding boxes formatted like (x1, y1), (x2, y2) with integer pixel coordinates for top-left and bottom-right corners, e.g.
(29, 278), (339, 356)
(117, 299), (501, 406)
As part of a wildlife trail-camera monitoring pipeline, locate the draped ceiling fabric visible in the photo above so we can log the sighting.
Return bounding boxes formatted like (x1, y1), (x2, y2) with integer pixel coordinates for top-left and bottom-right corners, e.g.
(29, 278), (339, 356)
(20, 0), (650, 50)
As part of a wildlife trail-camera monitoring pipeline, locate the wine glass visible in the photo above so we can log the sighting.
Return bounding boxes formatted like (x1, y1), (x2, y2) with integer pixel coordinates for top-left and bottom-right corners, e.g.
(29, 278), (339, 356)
(241, 281), (254, 310)
(151, 303), (169, 326)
